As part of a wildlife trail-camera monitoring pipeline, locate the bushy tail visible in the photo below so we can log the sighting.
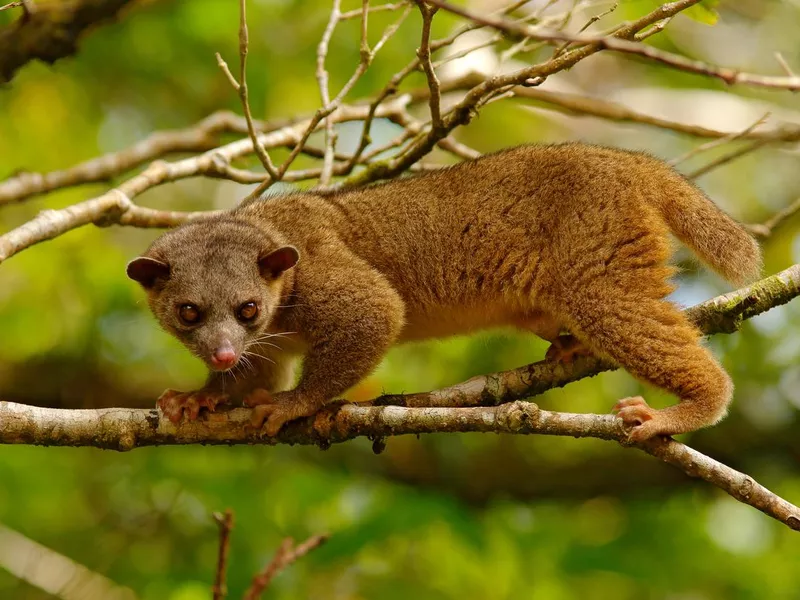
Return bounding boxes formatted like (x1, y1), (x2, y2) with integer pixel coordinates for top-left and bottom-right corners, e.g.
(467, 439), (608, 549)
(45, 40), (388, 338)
(652, 174), (762, 286)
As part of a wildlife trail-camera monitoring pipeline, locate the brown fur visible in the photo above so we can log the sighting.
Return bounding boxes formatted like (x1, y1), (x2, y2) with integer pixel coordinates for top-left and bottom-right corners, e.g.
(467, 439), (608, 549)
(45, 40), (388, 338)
(128, 143), (761, 439)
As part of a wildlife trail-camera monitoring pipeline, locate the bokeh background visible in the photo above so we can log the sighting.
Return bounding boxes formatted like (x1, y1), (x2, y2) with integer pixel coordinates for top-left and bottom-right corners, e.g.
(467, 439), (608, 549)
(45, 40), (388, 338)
(1, 0), (799, 598)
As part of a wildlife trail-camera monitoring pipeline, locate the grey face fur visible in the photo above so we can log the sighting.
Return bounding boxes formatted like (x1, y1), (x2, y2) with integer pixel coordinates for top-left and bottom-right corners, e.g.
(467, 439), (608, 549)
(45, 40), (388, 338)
(127, 219), (298, 371)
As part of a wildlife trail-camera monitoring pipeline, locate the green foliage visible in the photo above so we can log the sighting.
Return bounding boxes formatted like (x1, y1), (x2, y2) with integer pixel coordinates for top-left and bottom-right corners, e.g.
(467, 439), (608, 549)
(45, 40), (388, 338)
(1, 0), (799, 598)
(684, 0), (721, 25)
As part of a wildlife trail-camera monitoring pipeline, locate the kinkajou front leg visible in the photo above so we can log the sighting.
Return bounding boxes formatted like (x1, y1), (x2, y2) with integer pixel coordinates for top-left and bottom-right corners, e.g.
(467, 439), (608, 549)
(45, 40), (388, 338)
(158, 341), (298, 423)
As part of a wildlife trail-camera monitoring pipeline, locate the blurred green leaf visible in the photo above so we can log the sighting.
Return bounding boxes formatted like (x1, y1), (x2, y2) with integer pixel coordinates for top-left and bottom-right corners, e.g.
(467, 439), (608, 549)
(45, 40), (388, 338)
(684, 0), (721, 25)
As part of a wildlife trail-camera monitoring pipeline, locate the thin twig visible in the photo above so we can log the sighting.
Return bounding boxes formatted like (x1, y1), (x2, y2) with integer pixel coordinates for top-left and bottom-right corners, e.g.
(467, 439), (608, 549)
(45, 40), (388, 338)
(688, 139), (771, 179)
(215, 53), (240, 91)
(0, 1), (23, 11)
(774, 51), (796, 77)
(244, 535), (329, 599)
(216, 0), (279, 179)
(212, 510), (234, 600)
(0, 98), (411, 263)
(245, 0), (409, 198)
(428, 0), (800, 91)
(437, 136), (481, 160)
(504, 83), (800, 143)
(237, 0), (278, 178)
(415, 0), (443, 132)
(316, 0), (342, 185)
(551, 1), (618, 59)
(342, 4), (415, 170)
(749, 197), (800, 239)
(340, 0), (407, 20)
(341, 0), (708, 187)
(669, 112), (771, 167)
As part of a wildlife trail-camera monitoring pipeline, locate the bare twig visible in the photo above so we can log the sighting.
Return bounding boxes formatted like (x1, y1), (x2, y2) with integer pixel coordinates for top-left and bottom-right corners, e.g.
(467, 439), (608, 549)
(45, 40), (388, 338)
(342, 4), (416, 169)
(439, 34), (502, 68)
(749, 197), (800, 239)
(688, 139), (771, 179)
(634, 15), (674, 41)
(0, 1), (23, 11)
(220, 0), (280, 179)
(342, 0), (708, 187)
(316, 0), (342, 185)
(215, 53), (240, 91)
(244, 0), (410, 198)
(437, 136), (481, 160)
(432, 0), (800, 91)
(244, 535), (329, 599)
(212, 510), (234, 600)
(340, 0), (407, 20)
(669, 112), (771, 167)
(774, 51), (796, 78)
(0, 111), (266, 206)
(509, 84), (800, 142)
(0, 98), (411, 264)
(551, 1), (618, 59)
(415, 0), (444, 132)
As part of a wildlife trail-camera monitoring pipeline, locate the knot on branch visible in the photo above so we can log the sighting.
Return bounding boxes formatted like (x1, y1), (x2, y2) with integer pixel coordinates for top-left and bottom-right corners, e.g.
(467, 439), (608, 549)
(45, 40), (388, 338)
(94, 190), (133, 227)
(497, 401), (540, 432)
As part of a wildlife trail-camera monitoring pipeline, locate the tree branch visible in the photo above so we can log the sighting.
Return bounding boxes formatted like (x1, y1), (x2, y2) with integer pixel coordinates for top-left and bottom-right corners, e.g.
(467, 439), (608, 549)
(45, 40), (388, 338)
(2, 265), (799, 530)
(412, 73), (800, 144)
(687, 139), (771, 179)
(427, 0), (800, 91)
(212, 510), (234, 600)
(340, 0), (708, 187)
(667, 113), (771, 167)
(0, 111), (270, 206)
(243, 534), (328, 599)
(0, 0), (135, 83)
(0, 2), (24, 13)
(0, 97), (412, 264)
(2, 400), (798, 532)
(750, 196), (800, 239)
(415, 0), (443, 133)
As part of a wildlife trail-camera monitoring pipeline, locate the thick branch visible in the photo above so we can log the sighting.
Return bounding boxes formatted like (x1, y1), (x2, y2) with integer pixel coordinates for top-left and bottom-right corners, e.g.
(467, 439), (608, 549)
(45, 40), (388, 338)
(0, 0), (135, 83)
(1, 265), (797, 433)
(1, 266), (799, 530)
(1, 400), (798, 531)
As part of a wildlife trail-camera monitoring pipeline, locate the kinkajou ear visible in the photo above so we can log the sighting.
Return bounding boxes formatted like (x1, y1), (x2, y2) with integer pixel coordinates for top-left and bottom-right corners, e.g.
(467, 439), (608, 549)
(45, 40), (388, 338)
(258, 246), (300, 279)
(126, 257), (171, 289)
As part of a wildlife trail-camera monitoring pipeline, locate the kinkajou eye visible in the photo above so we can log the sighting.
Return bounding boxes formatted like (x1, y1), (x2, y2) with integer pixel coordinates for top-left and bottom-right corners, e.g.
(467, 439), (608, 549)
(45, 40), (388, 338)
(178, 304), (201, 325)
(237, 301), (259, 322)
